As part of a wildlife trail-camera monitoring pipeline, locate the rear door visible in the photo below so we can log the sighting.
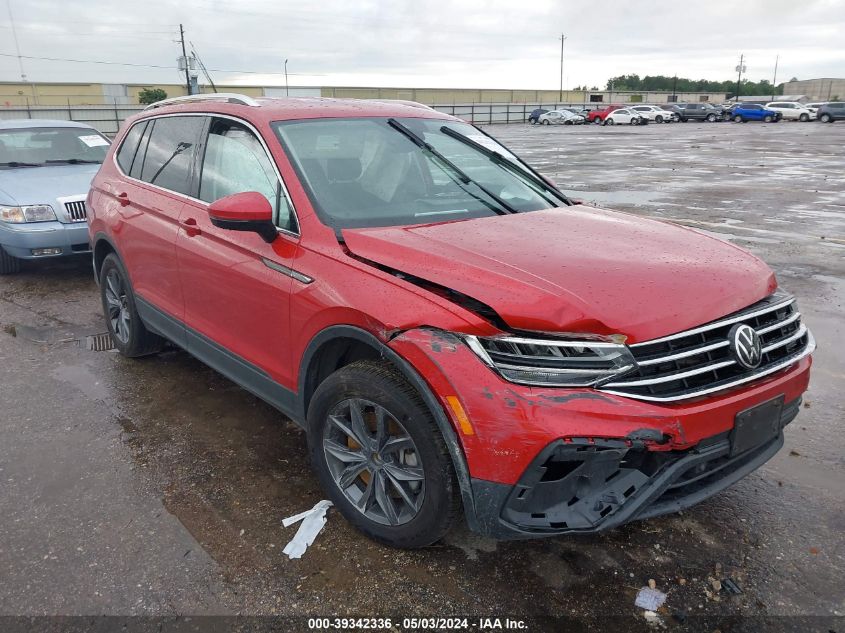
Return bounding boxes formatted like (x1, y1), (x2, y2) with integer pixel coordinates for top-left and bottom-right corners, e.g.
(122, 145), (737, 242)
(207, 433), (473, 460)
(110, 114), (206, 337)
(176, 115), (301, 397)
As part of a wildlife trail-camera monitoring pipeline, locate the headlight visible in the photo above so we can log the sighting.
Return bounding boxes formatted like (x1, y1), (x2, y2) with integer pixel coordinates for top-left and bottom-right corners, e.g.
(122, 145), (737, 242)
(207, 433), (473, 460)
(462, 334), (637, 387)
(0, 204), (57, 223)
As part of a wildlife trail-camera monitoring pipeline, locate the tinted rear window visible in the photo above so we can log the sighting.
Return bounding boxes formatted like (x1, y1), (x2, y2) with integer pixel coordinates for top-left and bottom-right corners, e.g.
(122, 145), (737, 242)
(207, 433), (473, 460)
(116, 121), (146, 174)
(139, 116), (206, 195)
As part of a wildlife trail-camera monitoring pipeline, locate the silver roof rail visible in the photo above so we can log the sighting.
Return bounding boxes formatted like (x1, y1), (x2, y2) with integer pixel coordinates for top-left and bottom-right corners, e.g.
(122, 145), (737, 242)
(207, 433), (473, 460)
(143, 93), (261, 111)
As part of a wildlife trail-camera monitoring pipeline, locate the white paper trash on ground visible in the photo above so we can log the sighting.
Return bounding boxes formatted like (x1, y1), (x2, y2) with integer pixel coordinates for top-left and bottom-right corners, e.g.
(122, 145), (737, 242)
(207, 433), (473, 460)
(635, 586), (667, 611)
(282, 500), (333, 559)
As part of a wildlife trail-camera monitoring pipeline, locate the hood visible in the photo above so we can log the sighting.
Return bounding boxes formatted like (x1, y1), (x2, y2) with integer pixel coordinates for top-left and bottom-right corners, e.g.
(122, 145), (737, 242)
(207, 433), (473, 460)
(343, 207), (776, 344)
(0, 164), (100, 206)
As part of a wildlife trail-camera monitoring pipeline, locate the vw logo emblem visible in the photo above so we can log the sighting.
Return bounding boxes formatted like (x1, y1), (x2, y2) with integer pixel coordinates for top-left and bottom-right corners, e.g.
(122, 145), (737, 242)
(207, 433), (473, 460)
(729, 324), (763, 369)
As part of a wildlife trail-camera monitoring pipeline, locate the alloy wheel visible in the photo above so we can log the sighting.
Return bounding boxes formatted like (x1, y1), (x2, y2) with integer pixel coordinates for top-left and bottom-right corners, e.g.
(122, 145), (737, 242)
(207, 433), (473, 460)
(323, 398), (425, 526)
(104, 269), (131, 344)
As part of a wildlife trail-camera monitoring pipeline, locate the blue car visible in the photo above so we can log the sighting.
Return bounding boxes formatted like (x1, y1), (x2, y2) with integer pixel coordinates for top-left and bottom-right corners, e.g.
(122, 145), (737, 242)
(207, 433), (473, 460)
(0, 120), (110, 274)
(729, 103), (782, 123)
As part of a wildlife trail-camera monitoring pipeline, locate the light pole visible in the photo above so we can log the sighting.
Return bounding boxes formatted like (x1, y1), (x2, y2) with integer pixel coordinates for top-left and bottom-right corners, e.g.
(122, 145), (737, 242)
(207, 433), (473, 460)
(735, 54), (746, 102)
(559, 34), (567, 104)
(771, 54), (779, 101)
(284, 59), (289, 96)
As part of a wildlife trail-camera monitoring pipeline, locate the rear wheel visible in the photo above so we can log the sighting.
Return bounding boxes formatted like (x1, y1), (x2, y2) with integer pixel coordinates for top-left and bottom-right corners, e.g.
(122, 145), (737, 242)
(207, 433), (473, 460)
(605, 118), (614, 125)
(307, 360), (459, 548)
(542, 119), (550, 125)
(99, 253), (164, 357)
(0, 245), (21, 275)
(733, 114), (743, 123)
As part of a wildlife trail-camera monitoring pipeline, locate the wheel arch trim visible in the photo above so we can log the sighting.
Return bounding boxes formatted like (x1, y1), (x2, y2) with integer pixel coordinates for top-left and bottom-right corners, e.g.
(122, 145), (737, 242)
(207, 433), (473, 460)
(298, 324), (480, 531)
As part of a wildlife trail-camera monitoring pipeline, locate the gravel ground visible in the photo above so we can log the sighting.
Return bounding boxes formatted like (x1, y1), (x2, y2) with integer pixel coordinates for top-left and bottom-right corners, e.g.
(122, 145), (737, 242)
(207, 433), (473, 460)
(0, 119), (842, 632)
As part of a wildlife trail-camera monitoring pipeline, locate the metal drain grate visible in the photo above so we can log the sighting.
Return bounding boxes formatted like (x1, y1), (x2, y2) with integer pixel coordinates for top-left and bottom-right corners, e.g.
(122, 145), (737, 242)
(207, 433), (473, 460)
(86, 332), (116, 352)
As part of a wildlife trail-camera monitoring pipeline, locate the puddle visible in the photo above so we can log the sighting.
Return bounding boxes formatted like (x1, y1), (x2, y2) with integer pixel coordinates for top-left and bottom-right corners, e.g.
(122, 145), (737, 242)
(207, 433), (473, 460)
(562, 189), (665, 207)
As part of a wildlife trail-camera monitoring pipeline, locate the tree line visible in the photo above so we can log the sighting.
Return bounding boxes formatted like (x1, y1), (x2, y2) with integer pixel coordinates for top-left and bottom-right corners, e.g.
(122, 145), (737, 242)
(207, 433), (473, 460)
(571, 74), (793, 96)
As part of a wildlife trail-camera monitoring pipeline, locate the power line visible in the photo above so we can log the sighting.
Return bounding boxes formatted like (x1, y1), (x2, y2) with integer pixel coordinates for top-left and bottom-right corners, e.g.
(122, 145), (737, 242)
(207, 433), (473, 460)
(0, 52), (319, 76)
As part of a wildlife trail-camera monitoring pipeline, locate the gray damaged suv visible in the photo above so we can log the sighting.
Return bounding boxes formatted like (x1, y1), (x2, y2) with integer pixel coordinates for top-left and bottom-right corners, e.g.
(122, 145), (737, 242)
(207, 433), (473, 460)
(0, 119), (110, 274)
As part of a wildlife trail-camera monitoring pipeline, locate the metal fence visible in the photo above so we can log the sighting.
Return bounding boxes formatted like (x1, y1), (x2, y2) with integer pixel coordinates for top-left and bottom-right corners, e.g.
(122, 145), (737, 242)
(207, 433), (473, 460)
(0, 101), (597, 134)
(430, 103), (592, 124)
(0, 104), (144, 136)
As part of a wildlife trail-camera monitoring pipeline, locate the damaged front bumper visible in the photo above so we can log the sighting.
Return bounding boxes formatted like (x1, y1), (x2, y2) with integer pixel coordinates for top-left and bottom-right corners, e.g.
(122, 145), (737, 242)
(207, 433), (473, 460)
(472, 397), (800, 538)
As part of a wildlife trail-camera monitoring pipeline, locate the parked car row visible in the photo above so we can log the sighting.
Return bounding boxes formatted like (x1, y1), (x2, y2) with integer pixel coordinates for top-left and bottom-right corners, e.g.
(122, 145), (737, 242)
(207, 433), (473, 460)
(527, 101), (845, 126)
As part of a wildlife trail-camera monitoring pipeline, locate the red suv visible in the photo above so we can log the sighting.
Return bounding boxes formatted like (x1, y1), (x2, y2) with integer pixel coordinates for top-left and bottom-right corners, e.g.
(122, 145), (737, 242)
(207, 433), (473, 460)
(88, 94), (814, 547)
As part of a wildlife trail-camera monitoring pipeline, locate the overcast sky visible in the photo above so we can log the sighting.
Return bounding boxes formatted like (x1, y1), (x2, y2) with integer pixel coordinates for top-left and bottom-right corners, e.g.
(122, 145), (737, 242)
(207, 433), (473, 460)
(2, 0), (844, 91)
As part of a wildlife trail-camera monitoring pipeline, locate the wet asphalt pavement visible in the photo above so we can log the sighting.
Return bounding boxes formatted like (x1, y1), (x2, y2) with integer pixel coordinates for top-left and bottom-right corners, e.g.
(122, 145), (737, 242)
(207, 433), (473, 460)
(0, 120), (843, 631)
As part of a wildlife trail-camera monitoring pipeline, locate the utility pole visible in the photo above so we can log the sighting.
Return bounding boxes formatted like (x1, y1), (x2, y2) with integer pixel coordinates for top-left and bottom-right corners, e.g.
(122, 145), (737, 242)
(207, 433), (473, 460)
(735, 53), (746, 102)
(179, 24), (191, 95)
(5, 0), (26, 83)
(771, 54), (779, 101)
(558, 34), (565, 102)
(285, 59), (289, 96)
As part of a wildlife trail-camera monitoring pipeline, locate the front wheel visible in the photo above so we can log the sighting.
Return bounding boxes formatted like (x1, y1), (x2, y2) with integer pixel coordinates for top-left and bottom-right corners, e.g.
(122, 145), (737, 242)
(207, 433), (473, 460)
(542, 119), (550, 125)
(799, 113), (809, 122)
(0, 245), (21, 275)
(820, 113), (832, 123)
(655, 115), (664, 123)
(99, 253), (164, 357)
(763, 115), (773, 123)
(706, 113), (717, 122)
(733, 114), (743, 122)
(307, 360), (459, 548)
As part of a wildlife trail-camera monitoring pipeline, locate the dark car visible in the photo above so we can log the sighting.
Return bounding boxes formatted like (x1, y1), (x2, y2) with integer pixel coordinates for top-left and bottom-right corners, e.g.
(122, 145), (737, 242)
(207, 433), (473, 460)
(817, 102), (845, 123)
(528, 108), (548, 124)
(671, 103), (723, 122)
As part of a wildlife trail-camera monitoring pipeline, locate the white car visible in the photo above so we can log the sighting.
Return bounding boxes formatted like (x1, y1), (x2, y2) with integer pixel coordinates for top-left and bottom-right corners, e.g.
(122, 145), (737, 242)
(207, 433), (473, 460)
(804, 102), (826, 116)
(603, 108), (643, 125)
(630, 105), (673, 123)
(765, 102), (816, 121)
(537, 110), (585, 125)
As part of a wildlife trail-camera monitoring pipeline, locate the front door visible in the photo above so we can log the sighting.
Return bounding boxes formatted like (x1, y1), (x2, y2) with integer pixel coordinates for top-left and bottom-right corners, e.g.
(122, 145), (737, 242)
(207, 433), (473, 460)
(176, 116), (301, 406)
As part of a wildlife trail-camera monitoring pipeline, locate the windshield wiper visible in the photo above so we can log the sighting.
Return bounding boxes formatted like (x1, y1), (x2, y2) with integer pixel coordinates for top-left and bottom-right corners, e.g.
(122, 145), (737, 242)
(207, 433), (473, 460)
(0, 161), (43, 168)
(46, 158), (101, 164)
(439, 126), (570, 207)
(387, 118), (515, 215)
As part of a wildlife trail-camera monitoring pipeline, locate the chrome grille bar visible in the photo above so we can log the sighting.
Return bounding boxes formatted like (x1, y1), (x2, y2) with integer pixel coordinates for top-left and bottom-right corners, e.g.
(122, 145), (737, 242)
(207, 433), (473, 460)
(604, 359), (736, 387)
(63, 200), (87, 222)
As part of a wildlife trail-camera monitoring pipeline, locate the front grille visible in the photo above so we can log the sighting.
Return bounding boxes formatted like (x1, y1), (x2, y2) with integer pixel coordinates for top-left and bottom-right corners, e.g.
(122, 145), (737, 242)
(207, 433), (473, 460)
(601, 292), (814, 402)
(63, 200), (87, 222)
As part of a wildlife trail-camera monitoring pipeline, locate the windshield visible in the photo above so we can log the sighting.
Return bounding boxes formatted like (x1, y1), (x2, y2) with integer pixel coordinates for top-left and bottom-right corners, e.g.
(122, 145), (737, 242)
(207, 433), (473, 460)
(0, 127), (109, 167)
(272, 117), (563, 229)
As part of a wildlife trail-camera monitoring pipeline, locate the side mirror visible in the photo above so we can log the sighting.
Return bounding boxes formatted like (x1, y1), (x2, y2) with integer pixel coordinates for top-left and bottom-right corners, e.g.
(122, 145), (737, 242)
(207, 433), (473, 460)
(208, 192), (277, 243)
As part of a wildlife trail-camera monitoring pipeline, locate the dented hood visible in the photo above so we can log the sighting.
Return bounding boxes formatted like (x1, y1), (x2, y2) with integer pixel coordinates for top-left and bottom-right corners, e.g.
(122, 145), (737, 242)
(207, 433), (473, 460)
(342, 207), (776, 344)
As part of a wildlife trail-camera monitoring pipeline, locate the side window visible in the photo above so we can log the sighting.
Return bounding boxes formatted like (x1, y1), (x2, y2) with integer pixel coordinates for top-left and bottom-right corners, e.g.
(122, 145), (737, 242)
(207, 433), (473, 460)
(140, 116), (205, 196)
(199, 118), (295, 232)
(116, 121), (146, 174)
(130, 121), (152, 180)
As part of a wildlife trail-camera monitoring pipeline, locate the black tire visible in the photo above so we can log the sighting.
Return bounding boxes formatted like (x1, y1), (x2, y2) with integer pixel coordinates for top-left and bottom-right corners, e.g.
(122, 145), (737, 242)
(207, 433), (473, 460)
(307, 360), (459, 548)
(655, 115), (664, 123)
(99, 253), (164, 357)
(706, 113), (717, 122)
(605, 118), (614, 125)
(820, 113), (832, 123)
(0, 245), (21, 275)
(763, 115), (773, 123)
(542, 119), (550, 125)
(799, 113), (809, 122)
(733, 115), (743, 123)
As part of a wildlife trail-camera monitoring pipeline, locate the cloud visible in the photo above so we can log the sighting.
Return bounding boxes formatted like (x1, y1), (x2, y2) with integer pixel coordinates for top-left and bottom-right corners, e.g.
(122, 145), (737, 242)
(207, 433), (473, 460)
(1, 0), (843, 89)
